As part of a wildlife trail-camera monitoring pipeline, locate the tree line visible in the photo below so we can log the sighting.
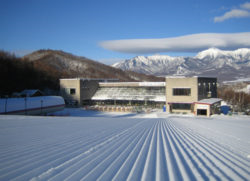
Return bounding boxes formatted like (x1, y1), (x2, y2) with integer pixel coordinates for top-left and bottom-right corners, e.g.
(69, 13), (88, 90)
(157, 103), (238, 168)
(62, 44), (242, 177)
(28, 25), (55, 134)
(0, 51), (59, 97)
(218, 85), (250, 113)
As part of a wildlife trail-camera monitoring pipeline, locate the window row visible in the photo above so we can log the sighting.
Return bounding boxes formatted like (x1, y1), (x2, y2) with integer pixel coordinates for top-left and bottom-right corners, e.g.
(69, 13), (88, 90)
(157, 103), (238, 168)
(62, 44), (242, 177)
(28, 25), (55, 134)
(172, 103), (191, 110)
(173, 88), (191, 96)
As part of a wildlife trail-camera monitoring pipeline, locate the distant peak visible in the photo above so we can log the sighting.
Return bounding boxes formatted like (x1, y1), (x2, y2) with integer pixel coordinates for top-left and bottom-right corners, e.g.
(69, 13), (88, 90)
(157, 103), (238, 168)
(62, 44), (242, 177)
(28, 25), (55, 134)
(195, 48), (250, 59)
(131, 54), (181, 62)
(196, 48), (222, 59)
(207, 47), (221, 51)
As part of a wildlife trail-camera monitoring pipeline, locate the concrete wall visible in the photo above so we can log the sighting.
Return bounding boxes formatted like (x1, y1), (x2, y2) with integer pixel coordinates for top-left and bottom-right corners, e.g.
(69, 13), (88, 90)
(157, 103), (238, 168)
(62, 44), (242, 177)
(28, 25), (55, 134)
(60, 79), (99, 106)
(194, 103), (210, 117)
(194, 101), (221, 117)
(166, 77), (198, 113)
(60, 79), (81, 105)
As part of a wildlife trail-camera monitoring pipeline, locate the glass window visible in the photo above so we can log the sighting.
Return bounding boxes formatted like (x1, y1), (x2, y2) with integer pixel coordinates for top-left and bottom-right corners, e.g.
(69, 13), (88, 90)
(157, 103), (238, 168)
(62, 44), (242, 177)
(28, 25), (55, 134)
(70, 88), (76, 95)
(172, 103), (191, 110)
(173, 88), (191, 96)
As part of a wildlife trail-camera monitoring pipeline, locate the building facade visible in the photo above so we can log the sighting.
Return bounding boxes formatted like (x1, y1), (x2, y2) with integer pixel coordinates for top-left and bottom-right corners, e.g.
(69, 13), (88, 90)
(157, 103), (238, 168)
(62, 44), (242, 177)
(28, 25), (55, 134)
(166, 76), (219, 116)
(60, 78), (114, 106)
(60, 76), (220, 116)
(60, 78), (166, 108)
(91, 82), (166, 108)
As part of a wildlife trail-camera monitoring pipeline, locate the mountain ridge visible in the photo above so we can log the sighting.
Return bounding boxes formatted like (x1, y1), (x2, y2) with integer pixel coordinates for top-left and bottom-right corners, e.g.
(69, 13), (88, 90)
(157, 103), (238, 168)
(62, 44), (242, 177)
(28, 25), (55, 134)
(23, 49), (164, 82)
(112, 48), (250, 82)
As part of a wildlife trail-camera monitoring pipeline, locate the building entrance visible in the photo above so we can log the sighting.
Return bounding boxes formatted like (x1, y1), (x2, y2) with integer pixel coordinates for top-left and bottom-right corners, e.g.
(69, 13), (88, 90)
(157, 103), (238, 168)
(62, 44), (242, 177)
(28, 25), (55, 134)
(197, 109), (207, 116)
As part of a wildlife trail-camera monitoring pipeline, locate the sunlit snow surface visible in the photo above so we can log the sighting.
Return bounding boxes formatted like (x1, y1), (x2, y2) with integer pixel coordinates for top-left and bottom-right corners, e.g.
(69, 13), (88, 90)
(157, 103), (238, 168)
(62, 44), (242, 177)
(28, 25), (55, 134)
(0, 110), (249, 180)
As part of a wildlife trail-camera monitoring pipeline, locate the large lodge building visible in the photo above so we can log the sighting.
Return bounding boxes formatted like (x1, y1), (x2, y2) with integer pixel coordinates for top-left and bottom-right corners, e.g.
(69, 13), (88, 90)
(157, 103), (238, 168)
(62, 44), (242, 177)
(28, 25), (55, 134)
(60, 76), (221, 116)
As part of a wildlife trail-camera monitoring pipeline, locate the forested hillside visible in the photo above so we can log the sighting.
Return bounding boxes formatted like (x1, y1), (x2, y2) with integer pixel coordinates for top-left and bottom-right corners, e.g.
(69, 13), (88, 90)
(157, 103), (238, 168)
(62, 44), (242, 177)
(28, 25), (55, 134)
(0, 51), (59, 96)
(0, 50), (164, 96)
(24, 49), (163, 82)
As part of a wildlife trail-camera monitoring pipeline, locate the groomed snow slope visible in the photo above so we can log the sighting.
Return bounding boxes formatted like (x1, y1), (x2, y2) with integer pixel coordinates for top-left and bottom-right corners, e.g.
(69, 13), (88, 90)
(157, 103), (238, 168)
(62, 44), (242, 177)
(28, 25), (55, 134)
(0, 114), (249, 180)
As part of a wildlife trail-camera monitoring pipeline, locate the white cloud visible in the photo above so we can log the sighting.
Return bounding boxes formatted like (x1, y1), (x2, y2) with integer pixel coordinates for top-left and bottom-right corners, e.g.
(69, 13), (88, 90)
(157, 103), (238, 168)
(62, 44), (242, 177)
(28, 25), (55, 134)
(214, 9), (250, 22)
(214, 2), (250, 22)
(99, 32), (250, 54)
(241, 2), (250, 10)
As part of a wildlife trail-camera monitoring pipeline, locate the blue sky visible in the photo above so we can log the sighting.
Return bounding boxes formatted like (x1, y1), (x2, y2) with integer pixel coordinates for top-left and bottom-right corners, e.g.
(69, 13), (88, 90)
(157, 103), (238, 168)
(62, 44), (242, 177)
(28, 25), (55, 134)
(1, 0), (250, 64)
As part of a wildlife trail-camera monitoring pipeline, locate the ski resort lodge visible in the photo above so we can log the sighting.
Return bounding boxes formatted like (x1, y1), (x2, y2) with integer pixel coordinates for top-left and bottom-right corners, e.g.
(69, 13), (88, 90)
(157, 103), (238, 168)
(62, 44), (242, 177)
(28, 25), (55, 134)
(60, 76), (221, 116)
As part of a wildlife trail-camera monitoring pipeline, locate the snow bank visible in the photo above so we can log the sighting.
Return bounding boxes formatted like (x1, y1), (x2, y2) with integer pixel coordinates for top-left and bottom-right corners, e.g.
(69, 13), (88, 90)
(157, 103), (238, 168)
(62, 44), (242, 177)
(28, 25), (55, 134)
(0, 96), (65, 114)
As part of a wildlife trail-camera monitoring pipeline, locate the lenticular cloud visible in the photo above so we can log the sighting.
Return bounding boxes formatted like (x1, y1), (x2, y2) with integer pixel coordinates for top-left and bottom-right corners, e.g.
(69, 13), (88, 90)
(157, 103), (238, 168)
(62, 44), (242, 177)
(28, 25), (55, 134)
(99, 32), (250, 54)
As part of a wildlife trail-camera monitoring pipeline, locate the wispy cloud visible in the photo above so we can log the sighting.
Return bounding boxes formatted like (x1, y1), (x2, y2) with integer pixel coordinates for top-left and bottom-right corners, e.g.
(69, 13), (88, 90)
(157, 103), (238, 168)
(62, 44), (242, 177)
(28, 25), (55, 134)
(214, 9), (250, 22)
(99, 32), (250, 54)
(241, 2), (250, 10)
(214, 2), (250, 22)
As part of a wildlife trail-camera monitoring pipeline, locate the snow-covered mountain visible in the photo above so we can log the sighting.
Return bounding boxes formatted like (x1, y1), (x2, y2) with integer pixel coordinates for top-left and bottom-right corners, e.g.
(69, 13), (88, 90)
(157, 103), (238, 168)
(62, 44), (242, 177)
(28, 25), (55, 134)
(112, 48), (250, 81)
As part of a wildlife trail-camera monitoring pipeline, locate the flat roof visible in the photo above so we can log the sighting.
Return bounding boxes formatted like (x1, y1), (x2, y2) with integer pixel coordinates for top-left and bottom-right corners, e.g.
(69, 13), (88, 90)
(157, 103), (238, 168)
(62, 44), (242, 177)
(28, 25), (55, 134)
(99, 82), (166, 87)
(195, 98), (222, 105)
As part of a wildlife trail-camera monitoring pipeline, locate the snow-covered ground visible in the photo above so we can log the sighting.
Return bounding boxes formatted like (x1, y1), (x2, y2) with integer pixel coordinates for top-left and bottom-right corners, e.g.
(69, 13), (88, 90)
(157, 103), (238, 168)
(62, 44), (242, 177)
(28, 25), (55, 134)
(0, 109), (249, 180)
